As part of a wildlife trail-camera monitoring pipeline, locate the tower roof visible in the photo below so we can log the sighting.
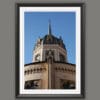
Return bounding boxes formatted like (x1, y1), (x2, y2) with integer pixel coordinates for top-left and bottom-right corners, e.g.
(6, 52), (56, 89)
(34, 21), (66, 50)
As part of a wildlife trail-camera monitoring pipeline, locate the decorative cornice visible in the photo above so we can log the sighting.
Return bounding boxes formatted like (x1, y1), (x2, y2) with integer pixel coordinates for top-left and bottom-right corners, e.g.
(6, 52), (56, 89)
(24, 61), (75, 67)
(25, 67), (46, 75)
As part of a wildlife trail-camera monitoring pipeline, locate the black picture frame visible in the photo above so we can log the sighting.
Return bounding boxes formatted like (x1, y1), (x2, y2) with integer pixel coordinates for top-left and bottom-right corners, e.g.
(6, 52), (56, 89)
(15, 3), (85, 98)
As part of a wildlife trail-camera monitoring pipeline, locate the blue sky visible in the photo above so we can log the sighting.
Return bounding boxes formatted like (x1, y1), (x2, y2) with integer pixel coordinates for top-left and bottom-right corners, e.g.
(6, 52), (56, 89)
(24, 12), (76, 64)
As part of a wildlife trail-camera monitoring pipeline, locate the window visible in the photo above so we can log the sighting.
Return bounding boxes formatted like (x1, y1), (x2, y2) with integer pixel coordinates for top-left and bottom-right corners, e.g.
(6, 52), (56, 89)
(60, 79), (75, 89)
(35, 54), (40, 61)
(24, 80), (41, 89)
(59, 53), (65, 62)
(45, 50), (55, 61)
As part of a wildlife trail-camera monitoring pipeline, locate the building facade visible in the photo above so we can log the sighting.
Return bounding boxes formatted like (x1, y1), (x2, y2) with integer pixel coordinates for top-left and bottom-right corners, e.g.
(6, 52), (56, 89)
(24, 22), (75, 89)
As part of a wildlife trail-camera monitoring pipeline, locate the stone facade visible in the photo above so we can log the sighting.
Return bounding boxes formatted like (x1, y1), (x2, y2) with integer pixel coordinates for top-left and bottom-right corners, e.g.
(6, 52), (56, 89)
(24, 62), (75, 89)
(33, 44), (67, 62)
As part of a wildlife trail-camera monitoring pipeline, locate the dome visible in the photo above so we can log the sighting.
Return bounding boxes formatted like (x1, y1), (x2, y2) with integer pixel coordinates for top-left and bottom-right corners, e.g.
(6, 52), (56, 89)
(34, 21), (66, 50)
(42, 34), (66, 50)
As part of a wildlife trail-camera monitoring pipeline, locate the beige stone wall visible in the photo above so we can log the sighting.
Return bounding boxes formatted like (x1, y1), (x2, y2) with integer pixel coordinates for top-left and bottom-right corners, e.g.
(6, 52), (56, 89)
(53, 63), (76, 89)
(33, 44), (67, 62)
(24, 63), (49, 89)
(24, 62), (75, 89)
(50, 63), (75, 89)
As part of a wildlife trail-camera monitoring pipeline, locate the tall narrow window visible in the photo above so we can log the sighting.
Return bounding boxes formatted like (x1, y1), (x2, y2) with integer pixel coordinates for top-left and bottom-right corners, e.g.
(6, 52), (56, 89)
(59, 53), (65, 62)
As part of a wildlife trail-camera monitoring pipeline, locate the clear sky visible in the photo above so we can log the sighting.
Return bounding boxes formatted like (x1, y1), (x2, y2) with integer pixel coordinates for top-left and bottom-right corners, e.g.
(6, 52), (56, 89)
(24, 12), (76, 64)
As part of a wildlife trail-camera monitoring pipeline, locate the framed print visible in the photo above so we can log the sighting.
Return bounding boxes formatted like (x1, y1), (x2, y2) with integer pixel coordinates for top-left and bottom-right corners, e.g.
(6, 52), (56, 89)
(15, 3), (85, 98)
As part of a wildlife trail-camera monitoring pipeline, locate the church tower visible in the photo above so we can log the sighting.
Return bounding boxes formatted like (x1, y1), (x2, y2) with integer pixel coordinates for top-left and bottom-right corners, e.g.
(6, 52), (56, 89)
(33, 21), (67, 63)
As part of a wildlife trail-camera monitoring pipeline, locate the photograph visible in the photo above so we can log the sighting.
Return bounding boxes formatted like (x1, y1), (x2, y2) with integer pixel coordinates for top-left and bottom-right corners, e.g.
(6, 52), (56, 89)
(16, 3), (85, 98)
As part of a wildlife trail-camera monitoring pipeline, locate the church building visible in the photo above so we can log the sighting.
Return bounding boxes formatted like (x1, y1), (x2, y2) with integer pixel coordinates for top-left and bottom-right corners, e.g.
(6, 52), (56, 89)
(24, 21), (75, 89)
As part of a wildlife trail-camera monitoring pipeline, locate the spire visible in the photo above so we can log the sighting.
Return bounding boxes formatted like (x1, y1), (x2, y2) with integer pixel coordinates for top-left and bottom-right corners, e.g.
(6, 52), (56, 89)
(48, 20), (52, 35)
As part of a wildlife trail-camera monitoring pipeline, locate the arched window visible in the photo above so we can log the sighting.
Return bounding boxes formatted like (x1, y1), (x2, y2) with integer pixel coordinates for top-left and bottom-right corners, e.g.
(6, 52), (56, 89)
(59, 53), (65, 62)
(61, 80), (75, 89)
(24, 80), (41, 89)
(45, 50), (55, 61)
(35, 54), (40, 62)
